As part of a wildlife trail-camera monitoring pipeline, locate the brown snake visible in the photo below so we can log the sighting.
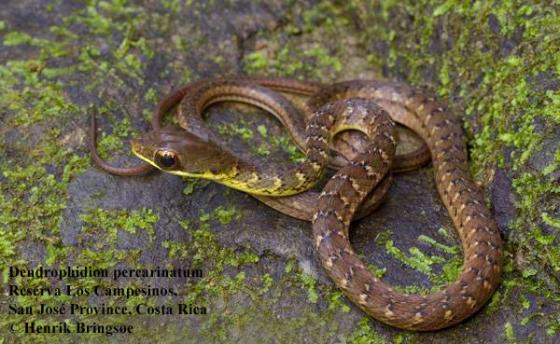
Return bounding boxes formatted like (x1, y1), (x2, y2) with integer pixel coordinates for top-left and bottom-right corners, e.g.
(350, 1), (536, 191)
(91, 78), (429, 220)
(90, 78), (503, 331)
(303, 80), (503, 330)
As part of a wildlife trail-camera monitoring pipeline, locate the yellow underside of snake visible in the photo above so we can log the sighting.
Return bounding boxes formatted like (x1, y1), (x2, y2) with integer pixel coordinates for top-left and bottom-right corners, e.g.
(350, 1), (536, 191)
(102, 77), (503, 331)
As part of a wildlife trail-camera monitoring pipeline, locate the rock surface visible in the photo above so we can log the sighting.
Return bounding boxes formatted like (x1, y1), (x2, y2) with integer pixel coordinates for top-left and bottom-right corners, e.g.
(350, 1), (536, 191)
(1, 1), (559, 343)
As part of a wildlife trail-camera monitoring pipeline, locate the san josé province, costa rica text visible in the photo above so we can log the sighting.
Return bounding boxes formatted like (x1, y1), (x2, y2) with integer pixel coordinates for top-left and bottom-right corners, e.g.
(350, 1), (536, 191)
(5, 266), (207, 336)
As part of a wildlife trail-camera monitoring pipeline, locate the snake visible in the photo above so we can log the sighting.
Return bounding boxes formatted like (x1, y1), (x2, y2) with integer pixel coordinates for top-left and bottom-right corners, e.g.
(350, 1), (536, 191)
(303, 80), (503, 330)
(90, 78), (429, 221)
(89, 78), (503, 331)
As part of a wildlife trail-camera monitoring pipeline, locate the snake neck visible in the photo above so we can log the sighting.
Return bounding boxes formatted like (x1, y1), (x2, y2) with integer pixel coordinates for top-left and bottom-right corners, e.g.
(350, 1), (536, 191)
(177, 80), (337, 197)
(214, 158), (325, 197)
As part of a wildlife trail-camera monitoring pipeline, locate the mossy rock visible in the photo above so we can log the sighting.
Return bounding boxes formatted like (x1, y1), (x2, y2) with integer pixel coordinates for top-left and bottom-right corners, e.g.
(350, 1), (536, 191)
(1, 1), (559, 343)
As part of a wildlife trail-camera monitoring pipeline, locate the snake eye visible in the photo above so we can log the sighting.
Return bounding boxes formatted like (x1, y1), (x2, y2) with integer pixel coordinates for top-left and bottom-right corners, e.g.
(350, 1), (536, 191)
(155, 150), (178, 169)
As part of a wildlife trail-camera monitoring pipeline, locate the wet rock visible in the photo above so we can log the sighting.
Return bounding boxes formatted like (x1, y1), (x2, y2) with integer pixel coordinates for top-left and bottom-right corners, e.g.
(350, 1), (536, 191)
(490, 168), (517, 237)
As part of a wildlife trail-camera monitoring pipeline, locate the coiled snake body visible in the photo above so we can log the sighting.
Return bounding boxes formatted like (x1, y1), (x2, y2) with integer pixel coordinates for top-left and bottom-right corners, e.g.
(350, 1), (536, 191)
(90, 78), (503, 331)
(305, 80), (503, 330)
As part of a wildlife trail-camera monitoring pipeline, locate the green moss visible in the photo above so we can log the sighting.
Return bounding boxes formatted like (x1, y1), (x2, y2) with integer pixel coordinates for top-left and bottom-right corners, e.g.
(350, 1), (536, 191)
(0, 228), (22, 275)
(327, 291), (351, 313)
(1, 164), (67, 238)
(347, 318), (388, 344)
(95, 111), (134, 159)
(4, 31), (51, 48)
(299, 272), (319, 304)
(214, 205), (242, 225)
(547, 320), (560, 337)
(271, 135), (306, 163)
(182, 178), (210, 196)
(366, 263), (386, 279)
(196, 205), (242, 227)
(241, 3), (349, 82)
(303, 46), (342, 73)
(384, 239), (432, 275)
(245, 51), (269, 72)
(213, 114), (304, 162)
(259, 273), (273, 294)
(257, 125), (268, 137)
(80, 207), (159, 246)
(504, 322), (517, 343)
(215, 120), (254, 141)
(417, 234), (459, 255)
(374, 231), (462, 293)
(542, 212), (560, 229)
(254, 144), (271, 157)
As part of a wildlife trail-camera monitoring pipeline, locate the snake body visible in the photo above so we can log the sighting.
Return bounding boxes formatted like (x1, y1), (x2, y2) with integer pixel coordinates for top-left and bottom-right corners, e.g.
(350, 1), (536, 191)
(174, 79), (430, 220)
(305, 80), (503, 330)
(131, 80), (397, 220)
(91, 77), (503, 331)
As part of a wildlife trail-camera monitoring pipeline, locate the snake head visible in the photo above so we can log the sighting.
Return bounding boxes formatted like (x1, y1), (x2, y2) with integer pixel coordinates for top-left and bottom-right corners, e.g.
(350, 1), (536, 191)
(132, 126), (239, 180)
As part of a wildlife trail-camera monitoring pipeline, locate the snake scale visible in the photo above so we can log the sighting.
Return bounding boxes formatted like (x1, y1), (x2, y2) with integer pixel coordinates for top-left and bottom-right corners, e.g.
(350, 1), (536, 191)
(90, 77), (503, 331)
